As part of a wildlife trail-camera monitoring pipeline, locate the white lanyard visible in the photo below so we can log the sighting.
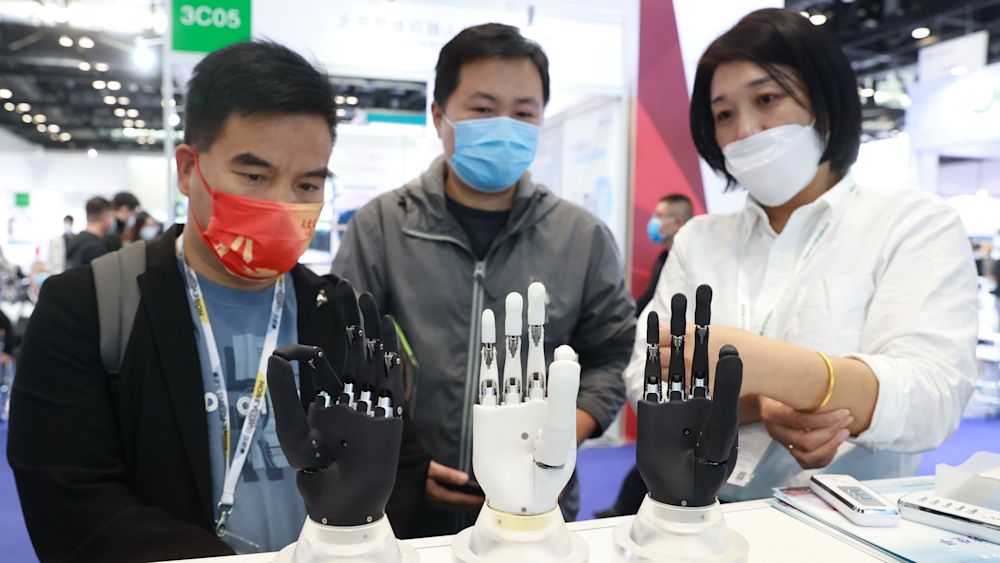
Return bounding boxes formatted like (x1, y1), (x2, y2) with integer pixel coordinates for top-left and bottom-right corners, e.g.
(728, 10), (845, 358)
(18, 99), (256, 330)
(734, 185), (854, 337)
(176, 236), (286, 536)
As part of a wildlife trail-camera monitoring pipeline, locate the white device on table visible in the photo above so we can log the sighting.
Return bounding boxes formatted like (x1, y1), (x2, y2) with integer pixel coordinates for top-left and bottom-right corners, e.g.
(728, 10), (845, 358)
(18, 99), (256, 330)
(898, 491), (1000, 544)
(809, 474), (900, 527)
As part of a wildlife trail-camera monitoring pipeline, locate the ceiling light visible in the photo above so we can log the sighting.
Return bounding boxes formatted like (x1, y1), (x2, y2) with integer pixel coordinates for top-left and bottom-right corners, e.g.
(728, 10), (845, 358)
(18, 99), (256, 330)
(117, 96), (130, 105)
(58, 35), (73, 48)
(133, 45), (156, 70)
(860, 87), (875, 98)
(122, 127), (138, 137)
(334, 95), (345, 104)
(88, 148), (98, 158)
(21, 114), (32, 123)
(94, 62), (109, 72)
(16, 103), (30, 113)
(346, 96), (358, 105)
(50, 133), (59, 141)
(58, 132), (72, 142)
(92, 80), (106, 90)
(103, 95), (117, 105)
(809, 14), (828, 25)
(336, 108), (346, 117)
(36, 124), (46, 132)
(3, 102), (14, 111)
(113, 108), (126, 117)
(134, 119), (146, 128)
(126, 108), (139, 118)
(123, 119), (134, 127)
(899, 93), (912, 108)
(951, 65), (969, 77)
(47, 124), (60, 133)
(107, 81), (121, 91)
(0, 88), (11, 99)
(873, 90), (891, 104)
(77, 36), (95, 49)
(911, 27), (931, 40)
(33, 114), (46, 123)
(78, 61), (91, 71)
(799, 11), (809, 18)
(168, 113), (181, 127)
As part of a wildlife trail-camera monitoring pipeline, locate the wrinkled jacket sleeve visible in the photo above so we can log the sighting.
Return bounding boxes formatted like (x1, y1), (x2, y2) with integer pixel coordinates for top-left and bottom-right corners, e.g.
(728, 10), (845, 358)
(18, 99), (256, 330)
(332, 200), (389, 306)
(570, 223), (636, 436)
(7, 271), (233, 563)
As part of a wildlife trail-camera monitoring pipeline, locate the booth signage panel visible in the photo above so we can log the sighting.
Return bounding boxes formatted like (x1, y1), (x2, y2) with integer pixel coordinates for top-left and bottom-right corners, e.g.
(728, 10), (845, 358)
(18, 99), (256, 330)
(173, 0), (252, 53)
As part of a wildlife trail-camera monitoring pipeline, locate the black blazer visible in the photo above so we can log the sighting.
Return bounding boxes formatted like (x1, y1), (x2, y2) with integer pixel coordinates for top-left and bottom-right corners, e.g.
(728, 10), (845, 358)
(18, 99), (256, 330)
(7, 226), (428, 562)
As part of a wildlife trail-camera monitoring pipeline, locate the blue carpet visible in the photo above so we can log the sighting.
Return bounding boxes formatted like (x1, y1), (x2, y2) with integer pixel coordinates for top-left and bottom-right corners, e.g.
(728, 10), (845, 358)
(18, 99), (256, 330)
(0, 424), (37, 563)
(2, 417), (998, 558)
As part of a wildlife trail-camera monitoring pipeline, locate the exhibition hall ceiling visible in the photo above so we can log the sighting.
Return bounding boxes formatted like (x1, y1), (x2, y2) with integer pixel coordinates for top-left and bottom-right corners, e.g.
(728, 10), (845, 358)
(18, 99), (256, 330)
(790, 0), (1000, 137)
(1, 0), (999, 152)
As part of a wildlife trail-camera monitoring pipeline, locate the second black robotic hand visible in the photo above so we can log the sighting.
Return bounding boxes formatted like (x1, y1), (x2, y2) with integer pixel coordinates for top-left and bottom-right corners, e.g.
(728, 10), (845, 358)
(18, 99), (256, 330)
(636, 284), (743, 508)
(267, 279), (404, 527)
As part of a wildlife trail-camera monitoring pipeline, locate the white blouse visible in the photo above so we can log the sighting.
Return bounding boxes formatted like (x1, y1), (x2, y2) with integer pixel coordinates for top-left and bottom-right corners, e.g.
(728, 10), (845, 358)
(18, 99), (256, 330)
(623, 173), (979, 501)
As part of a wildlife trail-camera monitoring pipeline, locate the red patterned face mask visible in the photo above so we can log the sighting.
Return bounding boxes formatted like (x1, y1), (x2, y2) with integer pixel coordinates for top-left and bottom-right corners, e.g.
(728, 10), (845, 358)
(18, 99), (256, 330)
(192, 153), (323, 280)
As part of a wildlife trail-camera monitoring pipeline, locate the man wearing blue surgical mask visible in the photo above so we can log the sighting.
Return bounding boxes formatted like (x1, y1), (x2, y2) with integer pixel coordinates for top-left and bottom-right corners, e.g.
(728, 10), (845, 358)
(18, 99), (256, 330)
(333, 23), (635, 537)
(636, 194), (693, 316)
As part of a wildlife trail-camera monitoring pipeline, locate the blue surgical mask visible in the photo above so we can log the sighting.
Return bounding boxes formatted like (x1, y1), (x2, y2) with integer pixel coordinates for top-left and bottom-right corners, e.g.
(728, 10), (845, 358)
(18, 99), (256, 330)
(445, 115), (539, 193)
(32, 273), (50, 288)
(647, 217), (664, 244)
(139, 225), (159, 242)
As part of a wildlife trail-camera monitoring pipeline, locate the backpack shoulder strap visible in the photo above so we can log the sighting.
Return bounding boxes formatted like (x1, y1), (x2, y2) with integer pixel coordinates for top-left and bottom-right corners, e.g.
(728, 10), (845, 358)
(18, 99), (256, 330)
(92, 241), (147, 373)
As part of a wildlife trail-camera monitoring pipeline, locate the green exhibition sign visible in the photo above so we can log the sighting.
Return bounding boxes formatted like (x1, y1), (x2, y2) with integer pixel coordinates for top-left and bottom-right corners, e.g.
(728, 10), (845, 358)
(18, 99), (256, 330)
(14, 192), (29, 208)
(172, 0), (252, 53)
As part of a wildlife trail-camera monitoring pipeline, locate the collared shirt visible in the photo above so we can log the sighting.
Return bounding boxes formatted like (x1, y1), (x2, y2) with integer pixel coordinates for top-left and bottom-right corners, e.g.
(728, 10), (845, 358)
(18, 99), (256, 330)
(624, 173), (978, 500)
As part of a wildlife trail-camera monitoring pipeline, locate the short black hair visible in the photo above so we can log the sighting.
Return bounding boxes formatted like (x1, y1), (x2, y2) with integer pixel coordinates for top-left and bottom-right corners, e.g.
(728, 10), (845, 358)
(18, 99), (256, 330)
(659, 194), (693, 220)
(434, 23), (550, 109)
(689, 8), (862, 188)
(112, 191), (140, 211)
(63, 215), (74, 223)
(184, 40), (337, 150)
(85, 197), (112, 221)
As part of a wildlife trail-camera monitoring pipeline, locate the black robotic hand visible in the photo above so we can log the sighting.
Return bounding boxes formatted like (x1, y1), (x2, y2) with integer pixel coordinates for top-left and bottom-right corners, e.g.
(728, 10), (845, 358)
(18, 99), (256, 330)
(267, 279), (405, 527)
(635, 285), (743, 508)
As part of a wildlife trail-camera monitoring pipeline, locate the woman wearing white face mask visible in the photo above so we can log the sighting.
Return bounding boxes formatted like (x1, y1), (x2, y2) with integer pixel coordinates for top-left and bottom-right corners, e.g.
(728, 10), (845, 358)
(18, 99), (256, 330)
(623, 8), (978, 501)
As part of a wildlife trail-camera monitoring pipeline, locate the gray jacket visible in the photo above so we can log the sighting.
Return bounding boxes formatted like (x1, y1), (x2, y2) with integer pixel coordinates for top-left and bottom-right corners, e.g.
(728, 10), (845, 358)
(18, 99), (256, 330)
(332, 156), (634, 482)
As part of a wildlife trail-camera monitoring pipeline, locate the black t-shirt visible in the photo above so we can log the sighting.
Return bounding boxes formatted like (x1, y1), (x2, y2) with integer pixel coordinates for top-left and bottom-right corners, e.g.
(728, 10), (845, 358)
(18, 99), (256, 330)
(636, 249), (670, 317)
(446, 196), (511, 261)
(66, 232), (111, 269)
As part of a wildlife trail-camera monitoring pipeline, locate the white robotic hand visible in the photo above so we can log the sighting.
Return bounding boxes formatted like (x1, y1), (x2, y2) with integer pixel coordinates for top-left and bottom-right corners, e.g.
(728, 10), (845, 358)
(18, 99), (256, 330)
(472, 283), (580, 516)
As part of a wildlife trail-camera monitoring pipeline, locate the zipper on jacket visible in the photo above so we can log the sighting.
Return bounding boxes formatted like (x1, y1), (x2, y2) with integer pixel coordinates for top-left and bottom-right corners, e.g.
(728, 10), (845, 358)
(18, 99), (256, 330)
(458, 260), (486, 474)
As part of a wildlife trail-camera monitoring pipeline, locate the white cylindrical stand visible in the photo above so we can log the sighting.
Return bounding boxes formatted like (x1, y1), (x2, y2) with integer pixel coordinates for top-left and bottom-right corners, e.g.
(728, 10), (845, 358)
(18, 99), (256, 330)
(452, 504), (589, 563)
(274, 516), (419, 563)
(612, 495), (748, 563)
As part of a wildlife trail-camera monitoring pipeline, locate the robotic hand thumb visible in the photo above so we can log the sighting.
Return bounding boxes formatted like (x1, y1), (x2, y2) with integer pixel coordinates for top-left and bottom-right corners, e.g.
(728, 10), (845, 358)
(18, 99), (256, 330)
(534, 345), (580, 468)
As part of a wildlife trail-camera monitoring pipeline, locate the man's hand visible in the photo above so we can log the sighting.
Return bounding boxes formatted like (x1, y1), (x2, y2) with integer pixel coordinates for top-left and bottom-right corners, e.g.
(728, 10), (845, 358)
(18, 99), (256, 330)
(425, 460), (484, 511)
(758, 396), (852, 470)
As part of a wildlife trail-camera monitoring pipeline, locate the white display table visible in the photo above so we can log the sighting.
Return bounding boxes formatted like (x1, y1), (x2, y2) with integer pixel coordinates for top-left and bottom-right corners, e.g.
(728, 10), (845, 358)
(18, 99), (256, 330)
(160, 498), (878, 563)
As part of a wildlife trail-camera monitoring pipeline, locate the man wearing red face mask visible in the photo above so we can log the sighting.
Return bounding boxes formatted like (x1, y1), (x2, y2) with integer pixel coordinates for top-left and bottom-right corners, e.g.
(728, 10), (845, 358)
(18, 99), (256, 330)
(7, 41), (427, 563)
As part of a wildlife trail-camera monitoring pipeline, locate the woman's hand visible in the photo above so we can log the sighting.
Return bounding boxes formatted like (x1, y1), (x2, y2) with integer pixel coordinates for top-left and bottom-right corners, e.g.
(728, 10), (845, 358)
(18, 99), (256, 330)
(759, 396), (852, 469)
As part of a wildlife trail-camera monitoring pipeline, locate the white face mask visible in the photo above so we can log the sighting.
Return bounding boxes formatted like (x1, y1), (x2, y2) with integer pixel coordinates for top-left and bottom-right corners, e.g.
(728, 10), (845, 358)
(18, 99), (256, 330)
(722, 124), (824, 207)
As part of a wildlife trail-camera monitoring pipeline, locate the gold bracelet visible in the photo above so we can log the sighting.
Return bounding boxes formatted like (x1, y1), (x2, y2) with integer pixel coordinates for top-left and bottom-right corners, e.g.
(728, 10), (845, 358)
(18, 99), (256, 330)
(798, 351), (835, 414)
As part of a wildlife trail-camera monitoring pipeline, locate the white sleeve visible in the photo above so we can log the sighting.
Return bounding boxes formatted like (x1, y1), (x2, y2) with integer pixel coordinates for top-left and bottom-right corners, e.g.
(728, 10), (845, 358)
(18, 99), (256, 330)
(624, 226), (695, 409)
(850, 203), (978, 453)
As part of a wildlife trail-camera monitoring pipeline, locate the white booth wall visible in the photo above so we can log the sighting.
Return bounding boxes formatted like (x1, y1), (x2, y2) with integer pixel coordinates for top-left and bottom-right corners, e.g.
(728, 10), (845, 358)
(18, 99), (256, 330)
(908, 60), (1000, 239)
